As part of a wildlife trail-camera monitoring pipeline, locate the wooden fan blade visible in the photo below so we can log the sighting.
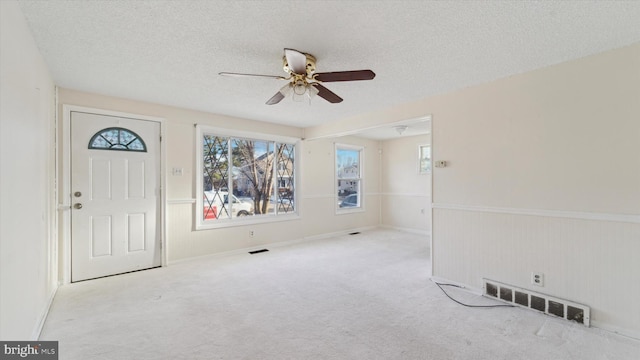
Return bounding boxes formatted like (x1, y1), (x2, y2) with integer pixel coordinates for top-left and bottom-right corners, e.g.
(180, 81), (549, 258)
(219, 72), (286, 80)
(284, 48), (307, 75)
(313, 84), (343, 103)
(314, 70), (376, 82)
(266, 91), (285, 105)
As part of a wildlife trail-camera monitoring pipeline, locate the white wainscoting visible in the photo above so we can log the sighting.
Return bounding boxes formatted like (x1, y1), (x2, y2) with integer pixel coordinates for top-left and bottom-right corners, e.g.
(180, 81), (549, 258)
(164, 193), (382, 262)
(432, 205), (640, 339)
(381, 193), (431, 233)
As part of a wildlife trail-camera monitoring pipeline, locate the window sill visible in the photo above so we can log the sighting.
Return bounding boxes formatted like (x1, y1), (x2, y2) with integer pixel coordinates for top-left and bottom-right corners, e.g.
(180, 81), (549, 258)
(195, 213), (300, 231)
(336, 207), (365, 215)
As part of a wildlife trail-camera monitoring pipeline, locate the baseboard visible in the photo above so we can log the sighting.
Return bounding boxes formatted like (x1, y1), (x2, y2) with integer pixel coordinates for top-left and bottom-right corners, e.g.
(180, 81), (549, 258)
(167, 242), (293, 265)
(168, 226), (378, 265)
(380, 225), (429, 237)
(590, 320), (640, 341)
(301, 226), (378, 242)
(33, 286), (58, 340)
(254, 226), (378, 252)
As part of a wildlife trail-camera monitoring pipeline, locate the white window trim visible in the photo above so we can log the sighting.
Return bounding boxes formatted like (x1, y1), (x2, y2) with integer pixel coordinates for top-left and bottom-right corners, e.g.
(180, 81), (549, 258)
(335, 143), (365, 214)
(195, 125), (300, 230)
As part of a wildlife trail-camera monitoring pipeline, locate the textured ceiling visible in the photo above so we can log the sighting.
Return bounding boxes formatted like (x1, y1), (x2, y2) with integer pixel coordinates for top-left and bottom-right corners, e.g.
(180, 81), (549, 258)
(18, 1), (640, 128)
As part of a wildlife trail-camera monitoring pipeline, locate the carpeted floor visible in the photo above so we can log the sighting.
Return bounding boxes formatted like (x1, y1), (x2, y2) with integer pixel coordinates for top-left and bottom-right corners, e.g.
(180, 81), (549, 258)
(41, 229), (640, 359)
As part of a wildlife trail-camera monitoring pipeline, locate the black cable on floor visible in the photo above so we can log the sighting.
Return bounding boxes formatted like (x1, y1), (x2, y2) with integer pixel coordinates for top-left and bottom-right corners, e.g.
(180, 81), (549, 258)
(433, 281), (515, 308)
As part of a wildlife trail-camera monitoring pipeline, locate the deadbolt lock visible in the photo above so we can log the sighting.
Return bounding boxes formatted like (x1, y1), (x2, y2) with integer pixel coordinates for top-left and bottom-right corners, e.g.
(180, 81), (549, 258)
(73, 203), (83, 209)
(74, 191), (82, 197)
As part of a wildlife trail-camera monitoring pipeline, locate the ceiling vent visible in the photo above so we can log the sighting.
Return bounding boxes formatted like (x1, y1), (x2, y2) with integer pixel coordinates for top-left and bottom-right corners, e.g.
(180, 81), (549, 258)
(483, 279), (590, 326)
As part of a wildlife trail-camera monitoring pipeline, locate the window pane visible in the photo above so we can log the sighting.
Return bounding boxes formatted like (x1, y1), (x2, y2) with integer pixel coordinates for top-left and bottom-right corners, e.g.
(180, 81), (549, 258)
(89, 127), (147, 152)
(336, 145), (362, 210)
(120, 129), (136, 145)
(276, 143), (295, 214)
(203, 135), (230, 220)
(338, 180), (360, 208)
(231, 139), (272, 217)
(128, 138), (145, 151)
(102, 129), (120, 145)
(420, 145), (431, 173)
(336, 149), (360, 179)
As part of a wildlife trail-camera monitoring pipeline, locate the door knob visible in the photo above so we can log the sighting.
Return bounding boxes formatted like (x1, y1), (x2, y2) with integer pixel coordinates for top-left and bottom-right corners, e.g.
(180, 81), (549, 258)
(73, 203), (83, 209)
(74, 191), (82, 197)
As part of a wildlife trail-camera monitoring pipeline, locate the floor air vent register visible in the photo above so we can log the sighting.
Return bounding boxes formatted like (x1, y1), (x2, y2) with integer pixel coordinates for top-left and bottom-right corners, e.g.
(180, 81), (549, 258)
(483, 279), (590, 327)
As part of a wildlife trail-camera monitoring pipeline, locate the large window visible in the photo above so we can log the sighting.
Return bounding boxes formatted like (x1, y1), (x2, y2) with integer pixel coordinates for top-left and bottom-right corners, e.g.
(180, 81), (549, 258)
(196, 126), (297, 228)
(336, 144), (363, 212)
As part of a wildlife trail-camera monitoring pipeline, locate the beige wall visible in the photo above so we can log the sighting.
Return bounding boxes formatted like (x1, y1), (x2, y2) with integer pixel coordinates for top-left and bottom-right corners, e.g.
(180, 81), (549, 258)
(57, 90), (381, 263)
(0, 1), (57, 339)
(431, 45), (640, 213)
(310, 43), (640, 337)
(381, 134), (431, 233)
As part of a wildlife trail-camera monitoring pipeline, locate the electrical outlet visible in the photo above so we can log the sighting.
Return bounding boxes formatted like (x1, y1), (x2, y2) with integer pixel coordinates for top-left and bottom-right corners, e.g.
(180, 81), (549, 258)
(531, 272), (544, 287)
(249, 230), (254, 237)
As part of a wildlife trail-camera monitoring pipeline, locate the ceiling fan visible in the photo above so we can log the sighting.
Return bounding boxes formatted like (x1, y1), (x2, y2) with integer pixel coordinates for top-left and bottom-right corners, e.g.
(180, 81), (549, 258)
(219, 48), (375, 105)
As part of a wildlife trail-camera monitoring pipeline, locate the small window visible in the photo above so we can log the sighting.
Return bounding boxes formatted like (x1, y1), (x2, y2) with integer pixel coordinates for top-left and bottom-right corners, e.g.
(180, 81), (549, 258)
(88, 127), (147, 152)
(336, 144), (363, 212)
(419, 144), (431, 174)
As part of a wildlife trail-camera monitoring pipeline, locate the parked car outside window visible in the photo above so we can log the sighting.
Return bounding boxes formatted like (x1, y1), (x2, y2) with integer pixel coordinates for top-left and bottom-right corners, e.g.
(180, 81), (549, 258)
(204, 191), (254, 219)
(339, 194), (358, 208)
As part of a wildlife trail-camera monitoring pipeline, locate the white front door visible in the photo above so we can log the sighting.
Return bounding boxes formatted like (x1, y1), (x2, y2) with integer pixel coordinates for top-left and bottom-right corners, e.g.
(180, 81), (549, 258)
(71, 111), (161, 282)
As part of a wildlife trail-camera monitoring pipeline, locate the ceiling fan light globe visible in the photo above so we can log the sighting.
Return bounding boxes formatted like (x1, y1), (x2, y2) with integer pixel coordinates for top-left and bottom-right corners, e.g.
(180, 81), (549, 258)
(308, 84), (319, 99)
(293, 83), (307, 95)
(279, 83), (292, 96)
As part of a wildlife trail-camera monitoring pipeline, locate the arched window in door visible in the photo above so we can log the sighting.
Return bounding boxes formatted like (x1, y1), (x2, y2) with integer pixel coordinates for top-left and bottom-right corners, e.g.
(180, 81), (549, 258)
(88, 127), (147, 152)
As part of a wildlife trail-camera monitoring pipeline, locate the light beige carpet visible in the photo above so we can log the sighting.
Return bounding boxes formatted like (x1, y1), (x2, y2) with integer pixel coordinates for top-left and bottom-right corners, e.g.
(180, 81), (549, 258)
(41, 229), (640, 359)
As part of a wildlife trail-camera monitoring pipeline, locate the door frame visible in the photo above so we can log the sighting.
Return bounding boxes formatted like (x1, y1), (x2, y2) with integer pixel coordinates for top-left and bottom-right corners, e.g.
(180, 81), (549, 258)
(60, 105), (166, 284)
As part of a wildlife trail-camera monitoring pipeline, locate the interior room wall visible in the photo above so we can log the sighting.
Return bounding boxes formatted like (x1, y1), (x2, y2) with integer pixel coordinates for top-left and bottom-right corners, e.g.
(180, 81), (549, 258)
(0, 1), (57, 340)
(57, 90), (381, 265)
(381, 134), (431, 234)
(307, 43), (640, 338)
(430, 43), (640, 337)
(301, 136), (382, 237)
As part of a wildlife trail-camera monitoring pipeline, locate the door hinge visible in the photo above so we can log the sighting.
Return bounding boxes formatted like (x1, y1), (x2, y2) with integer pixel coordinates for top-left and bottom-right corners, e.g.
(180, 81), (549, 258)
(160, 135), (162, 142)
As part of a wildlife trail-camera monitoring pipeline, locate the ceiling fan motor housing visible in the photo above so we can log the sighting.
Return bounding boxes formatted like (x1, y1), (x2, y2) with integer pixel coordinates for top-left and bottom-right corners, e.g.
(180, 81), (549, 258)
(283, 53), (316, 77)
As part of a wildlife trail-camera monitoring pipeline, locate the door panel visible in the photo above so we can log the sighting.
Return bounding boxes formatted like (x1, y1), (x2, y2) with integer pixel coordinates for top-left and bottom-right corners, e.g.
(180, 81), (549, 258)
(71, 111), (160, 282)
(91, 159), (112, 199)
(127, 160), (146, 199)
(91, 216), (112, 257)
(127, 213), (146, 252)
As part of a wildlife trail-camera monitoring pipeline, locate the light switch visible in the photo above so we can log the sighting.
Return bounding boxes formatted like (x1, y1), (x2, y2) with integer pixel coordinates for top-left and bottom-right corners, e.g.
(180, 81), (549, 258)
(435, 160), (447, 168)
(172, 167), (183, 176)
